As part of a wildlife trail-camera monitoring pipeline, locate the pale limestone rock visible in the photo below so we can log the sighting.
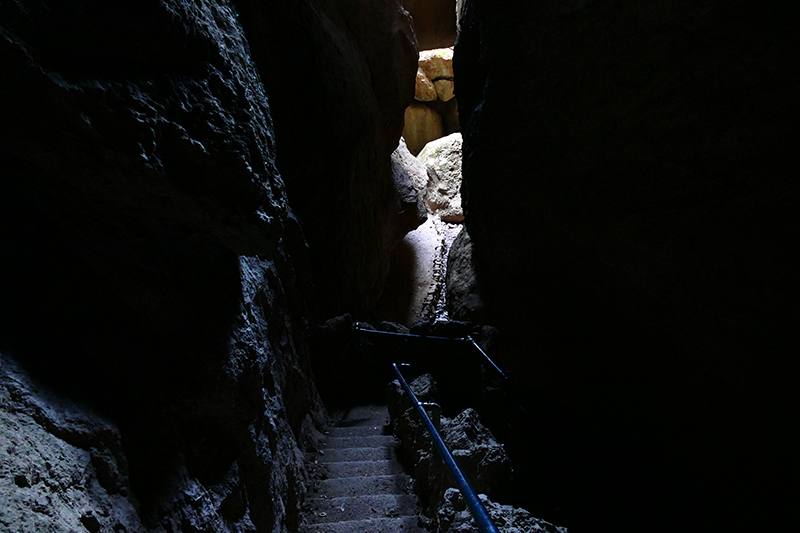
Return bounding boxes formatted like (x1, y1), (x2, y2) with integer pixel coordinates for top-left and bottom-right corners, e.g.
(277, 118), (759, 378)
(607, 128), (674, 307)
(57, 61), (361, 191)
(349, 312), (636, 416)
(391, 138), (428, 237)
(418, 47), (454, 81)
(434, 79), (455, 101)
(418, 132), (464, 223)
(403, 102), (444, 155)
(415, 69), (437, 101)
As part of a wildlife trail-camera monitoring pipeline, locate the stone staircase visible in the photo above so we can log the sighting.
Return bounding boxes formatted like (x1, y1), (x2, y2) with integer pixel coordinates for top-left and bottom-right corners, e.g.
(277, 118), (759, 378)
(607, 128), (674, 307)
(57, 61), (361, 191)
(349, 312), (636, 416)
(302, 405), (423, 533)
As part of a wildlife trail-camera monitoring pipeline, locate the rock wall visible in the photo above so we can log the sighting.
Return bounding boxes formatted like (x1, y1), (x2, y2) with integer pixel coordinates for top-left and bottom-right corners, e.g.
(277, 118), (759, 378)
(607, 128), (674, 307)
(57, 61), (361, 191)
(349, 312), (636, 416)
(0, 0), (399, 530)
(234, 0), (420, 317)
(455, 1), (800, 531)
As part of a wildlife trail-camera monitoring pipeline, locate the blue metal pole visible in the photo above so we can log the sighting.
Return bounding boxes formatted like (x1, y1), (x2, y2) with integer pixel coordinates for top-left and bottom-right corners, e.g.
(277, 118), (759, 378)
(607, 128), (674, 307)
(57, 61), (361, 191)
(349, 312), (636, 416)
(392, 363), (500, 533)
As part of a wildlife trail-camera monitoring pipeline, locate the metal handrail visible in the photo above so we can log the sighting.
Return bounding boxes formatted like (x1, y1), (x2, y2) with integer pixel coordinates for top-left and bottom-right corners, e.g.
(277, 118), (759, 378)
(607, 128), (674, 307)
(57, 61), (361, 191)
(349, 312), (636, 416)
(354, 322), (508, 380)
(392, 363), (500, 533)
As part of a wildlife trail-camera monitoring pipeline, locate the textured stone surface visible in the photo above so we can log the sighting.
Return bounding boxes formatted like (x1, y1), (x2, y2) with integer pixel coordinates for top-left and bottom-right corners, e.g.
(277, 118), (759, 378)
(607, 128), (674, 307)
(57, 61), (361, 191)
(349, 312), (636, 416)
(433, 79), (456, 102)
(375, 216), (462, 325)
(236, 0), (419, 316)
(445, 228), (485, 322)
(455, 0), (800, 530)
(391, 138), (428, 240)
(1, 355), (143, 533)
(0, 1), (327, 531)
(400, 0), (457, 50)
(416, 69), (438, 101)
(405, 47), (458, 155)
(404, 103), (445, 156)
(418, 48), (454, 82)
(388, 377), (514, 517)
(418, 133), (464, 223)
(435, 489), (568, 533)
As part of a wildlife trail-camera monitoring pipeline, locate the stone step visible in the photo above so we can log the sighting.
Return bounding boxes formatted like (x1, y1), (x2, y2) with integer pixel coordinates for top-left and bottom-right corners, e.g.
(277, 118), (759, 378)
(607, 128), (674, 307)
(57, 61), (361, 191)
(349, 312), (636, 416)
(326, 459), (404, 478)
(305, 494), (418, 524)
(328, 424), (388, 437)
(301, 516), (423, 533)
(337, 405), (390, 421)
(311, 475), (411, 498)
(325, 435), (396, 449)
(316, 446), (396, 463)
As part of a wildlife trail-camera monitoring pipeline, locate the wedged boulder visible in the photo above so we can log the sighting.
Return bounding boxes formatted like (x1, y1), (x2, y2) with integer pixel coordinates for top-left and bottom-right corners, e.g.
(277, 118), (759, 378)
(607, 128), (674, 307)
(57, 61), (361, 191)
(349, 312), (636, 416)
(434, 79), (456, 102)
(446, 228), (485, 322)
(419, 133), (464, 223)
(416, 68), (438, 101)
(404, 47), (458, 155)
(419, 47), (454, 82)
(404, 102), (445, 156)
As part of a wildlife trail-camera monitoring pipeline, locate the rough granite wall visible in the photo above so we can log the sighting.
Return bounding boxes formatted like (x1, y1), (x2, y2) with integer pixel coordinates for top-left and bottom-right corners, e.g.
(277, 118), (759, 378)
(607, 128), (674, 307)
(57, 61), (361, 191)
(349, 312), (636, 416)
(455, 1), (799, 532)
(1, 1), (326, 531)
(234, 0), (420, 317)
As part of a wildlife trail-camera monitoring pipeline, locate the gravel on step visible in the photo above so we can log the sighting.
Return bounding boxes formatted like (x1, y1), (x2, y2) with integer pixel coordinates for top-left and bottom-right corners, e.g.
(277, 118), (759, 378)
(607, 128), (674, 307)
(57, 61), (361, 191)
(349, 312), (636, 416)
(325, 435), (396, 449)
(311, 474), (411, 498)
(305, 494), (418, 523)
(315, 446), (397, 463)
(326, 459), (405, 478)
(301, 516), (424, 533)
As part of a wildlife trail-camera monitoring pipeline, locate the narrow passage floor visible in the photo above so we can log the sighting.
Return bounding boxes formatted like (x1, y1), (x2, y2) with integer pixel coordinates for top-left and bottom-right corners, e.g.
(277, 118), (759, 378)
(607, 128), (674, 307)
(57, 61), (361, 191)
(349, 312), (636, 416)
(301, 405), (423, 533)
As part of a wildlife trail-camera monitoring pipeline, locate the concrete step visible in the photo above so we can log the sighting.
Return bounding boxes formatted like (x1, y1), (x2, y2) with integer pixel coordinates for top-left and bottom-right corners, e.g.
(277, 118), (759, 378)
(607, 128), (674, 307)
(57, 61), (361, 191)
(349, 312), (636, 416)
(327, 424), (388, 437)
(305, 494), (418, 524)
(311, 475), (411, 498)
(326, 459), (404, 478)
(315, 446), (396, 463)
(325, 435), (396, 449)
(301, 516), (423, 533)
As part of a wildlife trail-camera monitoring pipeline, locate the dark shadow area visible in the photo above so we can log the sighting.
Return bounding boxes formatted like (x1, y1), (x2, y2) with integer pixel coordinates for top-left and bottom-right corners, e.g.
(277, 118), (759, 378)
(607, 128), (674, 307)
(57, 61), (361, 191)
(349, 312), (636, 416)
(0, 153), (250, 516)
(310, 317), (498, 418)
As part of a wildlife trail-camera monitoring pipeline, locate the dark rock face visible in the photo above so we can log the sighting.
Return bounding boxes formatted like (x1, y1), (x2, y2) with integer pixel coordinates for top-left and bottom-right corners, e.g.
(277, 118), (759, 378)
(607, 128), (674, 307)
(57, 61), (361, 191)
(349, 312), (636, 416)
(1, 356), (142, 532)
(401, 0), (458, 50)
(234, 0), (420, 316)
(388, 376), (513, 517)
(455, 1), (800, 531)
(1, 1), (326, 531)
(435, 488), (568, 533)
(445, 228), (484, 322)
